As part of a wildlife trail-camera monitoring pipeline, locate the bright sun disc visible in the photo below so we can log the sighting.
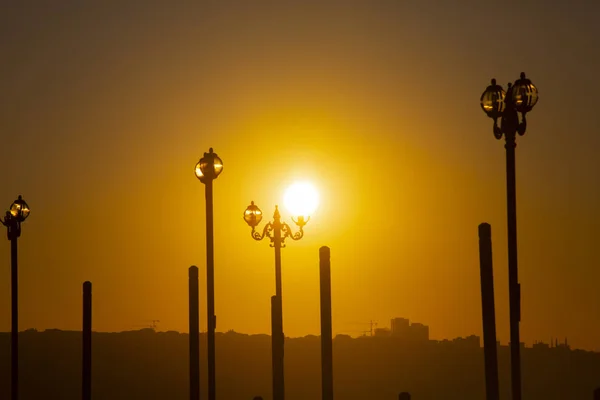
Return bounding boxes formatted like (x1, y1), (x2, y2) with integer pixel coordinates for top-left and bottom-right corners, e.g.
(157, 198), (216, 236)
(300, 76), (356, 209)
(283, 181), (320, 217)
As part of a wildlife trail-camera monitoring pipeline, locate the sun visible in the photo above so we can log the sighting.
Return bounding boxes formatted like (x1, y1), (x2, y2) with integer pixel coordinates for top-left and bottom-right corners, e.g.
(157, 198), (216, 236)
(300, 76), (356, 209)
(283, 181), (320, 218)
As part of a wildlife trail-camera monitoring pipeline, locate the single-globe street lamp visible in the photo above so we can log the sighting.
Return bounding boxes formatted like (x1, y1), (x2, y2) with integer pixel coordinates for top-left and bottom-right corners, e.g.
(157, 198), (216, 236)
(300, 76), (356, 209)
(194, 148), (223, 400)
(1, 195), (30, 400)
(480, 72), (539, 400)
(243, 184), (317, 400)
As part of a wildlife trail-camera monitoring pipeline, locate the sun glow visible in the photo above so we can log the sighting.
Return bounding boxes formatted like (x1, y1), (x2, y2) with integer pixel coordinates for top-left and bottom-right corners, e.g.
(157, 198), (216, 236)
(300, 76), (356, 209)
(283, 181), (320, 218)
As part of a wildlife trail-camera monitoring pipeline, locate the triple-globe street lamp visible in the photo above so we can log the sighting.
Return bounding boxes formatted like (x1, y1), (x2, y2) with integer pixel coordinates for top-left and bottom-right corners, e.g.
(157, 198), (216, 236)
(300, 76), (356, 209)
(243, 183), (317, 400)
(480, 72), (539, 400)
(1, 195), (30, 400)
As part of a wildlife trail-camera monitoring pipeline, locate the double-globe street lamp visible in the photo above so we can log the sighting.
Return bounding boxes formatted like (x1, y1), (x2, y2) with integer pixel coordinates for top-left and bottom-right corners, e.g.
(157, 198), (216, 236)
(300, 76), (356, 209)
(1, 195), (30, 400)
(243, 183), (318, 400)
(194, 148), (223, 400)
(480, 72), (539, 400)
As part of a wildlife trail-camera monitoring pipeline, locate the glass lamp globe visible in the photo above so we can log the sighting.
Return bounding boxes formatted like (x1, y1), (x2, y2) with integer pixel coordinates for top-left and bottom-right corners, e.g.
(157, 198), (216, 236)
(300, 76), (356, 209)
(195, 148), (223, 183)
(244, 201), (263, 228)
(9, 195), (30, 222)
(480, 78), (506, 120)
(511, 72), (539, 114)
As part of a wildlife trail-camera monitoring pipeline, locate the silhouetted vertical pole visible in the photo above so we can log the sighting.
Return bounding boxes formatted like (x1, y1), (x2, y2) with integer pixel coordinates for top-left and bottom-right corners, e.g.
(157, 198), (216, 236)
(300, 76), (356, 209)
(205, 178), (216, 400)
(271, 295), (284, 400)
(478, 223), (500, 400)
(594, 387), (600, 400)
(505, 133), (522, 400)
(189, 266), (200, 400)
(10, 235), (18, 400)
(399, 392), (411, 400)
(319, 246), (333, 400)
(272, 208), (285, 400)
(82, 281), (92, 400)
(274, 219), (283, 298)
(271, 296), (277, 400)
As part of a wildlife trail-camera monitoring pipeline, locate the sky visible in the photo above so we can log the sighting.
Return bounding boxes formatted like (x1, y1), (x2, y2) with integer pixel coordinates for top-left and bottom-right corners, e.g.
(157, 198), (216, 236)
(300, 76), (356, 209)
(1, 1), (599, 351)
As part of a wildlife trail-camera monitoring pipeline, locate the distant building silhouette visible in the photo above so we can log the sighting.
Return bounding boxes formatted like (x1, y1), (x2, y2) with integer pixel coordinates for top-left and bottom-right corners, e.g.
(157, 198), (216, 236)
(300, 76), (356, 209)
(391, 318), (409, 338)
(389, 317), (429, 341)
(554, 338), (571, 351)
(532, 341), (550, 350)
(409, 323), (429, 341)
(452, 335), (480, 348)
(374, 328), (391, 337)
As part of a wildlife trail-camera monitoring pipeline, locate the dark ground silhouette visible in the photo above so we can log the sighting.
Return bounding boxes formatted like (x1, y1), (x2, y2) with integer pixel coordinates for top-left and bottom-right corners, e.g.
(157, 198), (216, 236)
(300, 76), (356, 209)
(1, 329), (599, 399)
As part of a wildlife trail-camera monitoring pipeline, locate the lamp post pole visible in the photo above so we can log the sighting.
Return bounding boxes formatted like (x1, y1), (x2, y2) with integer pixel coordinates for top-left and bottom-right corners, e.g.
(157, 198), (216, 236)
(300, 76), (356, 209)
(271, 208), (284, 400)
(480, 73), (539, 400)
(195, 148), (223, 400)
(243, 202), (309, 400)
(273, 209), (283, 299)
(205, 175), (216, 400)
(10, 220), (19, 400)
(1, 195), (31, 400)
(505, 119), (522, 400)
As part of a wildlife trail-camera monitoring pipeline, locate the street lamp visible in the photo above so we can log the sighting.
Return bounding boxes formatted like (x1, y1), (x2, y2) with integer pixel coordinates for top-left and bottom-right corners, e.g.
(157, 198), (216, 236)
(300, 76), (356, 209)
(1, 195), (30, 400)
(194, 148), (223, 400)
(480, 72), (539, 400)
(243, 189), (315, 400)
(244, 201), (311, 298)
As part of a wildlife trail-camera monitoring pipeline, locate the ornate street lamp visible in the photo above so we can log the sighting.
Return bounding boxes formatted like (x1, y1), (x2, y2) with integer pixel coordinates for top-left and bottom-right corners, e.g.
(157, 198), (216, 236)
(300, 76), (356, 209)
(480, 72), (539, 400)
(193, 148), (223, 400)
(1, 195), (30, 400)
(244, 202), (309, 296)
(243, 192), (314, 400)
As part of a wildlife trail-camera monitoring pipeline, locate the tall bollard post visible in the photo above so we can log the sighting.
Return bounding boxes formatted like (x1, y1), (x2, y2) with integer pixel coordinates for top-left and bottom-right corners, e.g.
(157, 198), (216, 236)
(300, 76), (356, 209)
(82, 281), (92, 400)
(271, 295), (284, 400)
(594, 387), (600, 400)
(319, 246), (333, 400)
(399, 392), (411, 400)
(189, 266), (200, 400)
(479, 223), (500, 400)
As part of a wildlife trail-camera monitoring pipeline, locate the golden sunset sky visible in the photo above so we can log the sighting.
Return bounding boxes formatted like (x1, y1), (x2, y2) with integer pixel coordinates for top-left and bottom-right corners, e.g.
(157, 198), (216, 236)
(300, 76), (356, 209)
(1, 1), (599, 350)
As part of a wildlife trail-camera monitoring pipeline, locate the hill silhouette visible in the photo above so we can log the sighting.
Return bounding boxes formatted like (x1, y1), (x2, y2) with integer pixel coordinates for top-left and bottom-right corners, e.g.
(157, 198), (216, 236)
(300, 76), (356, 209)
(1, 329), (599, 399)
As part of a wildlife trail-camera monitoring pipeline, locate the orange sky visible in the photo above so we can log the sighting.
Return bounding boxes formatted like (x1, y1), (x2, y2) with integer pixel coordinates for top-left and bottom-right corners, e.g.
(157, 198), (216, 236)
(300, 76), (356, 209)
(1, 1), (600, 351)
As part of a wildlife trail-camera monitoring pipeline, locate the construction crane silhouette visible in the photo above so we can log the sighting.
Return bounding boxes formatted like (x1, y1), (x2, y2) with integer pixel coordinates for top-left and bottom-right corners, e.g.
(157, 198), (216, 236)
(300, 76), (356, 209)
(132, 320), (160, 332)
(344, 320), (378, 337)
